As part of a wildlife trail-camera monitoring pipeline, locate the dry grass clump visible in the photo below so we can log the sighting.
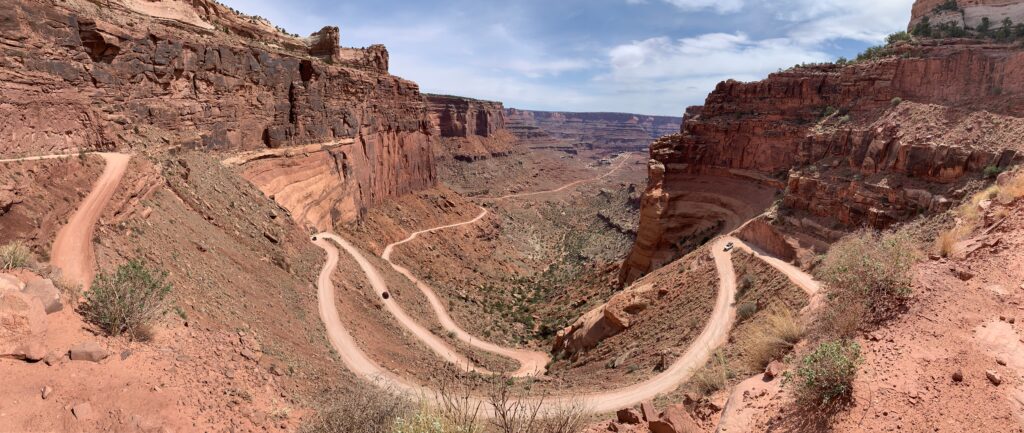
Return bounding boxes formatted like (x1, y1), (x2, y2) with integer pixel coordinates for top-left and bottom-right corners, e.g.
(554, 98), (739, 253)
(0, 241), (31, 270)
(996, 171), (1024, 203)
(816, 230), (918, 337)
(300, 384), (414, 433)
(934, 224), (971, 258)
(691, 352), (733, 396)
(743, 306), (805, 371)
(934, 170), (1023, 256)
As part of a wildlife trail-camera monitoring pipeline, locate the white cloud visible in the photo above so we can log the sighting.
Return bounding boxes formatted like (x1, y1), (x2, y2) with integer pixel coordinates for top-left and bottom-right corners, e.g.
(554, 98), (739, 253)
(601, 32), (831, 114)
(772, 0), (914, 44)
(661, 0), (745, 14)
(608, 33), (829, 80)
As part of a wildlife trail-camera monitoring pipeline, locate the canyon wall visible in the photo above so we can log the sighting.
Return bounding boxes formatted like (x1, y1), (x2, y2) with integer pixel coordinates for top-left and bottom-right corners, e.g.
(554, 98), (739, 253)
(505, 109), (680, 153)
(621, 41), (1024, 283)
(425, 94), (516, 161)
(0, 0), (435, 230)
(910, 0), (1024, 29)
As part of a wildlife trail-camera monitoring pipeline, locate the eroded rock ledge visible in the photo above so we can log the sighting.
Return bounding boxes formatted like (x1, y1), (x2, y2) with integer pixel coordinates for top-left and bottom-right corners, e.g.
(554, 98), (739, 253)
(621, 41), (1024, 284)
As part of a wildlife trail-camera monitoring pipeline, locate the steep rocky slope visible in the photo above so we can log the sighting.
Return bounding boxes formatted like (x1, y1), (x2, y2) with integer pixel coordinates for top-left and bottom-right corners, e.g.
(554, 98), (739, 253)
(1, 0), (435, 231)
(621, 39), (1024, 283)
(426, 94), (517, 161)
(506, 109), (680, 153)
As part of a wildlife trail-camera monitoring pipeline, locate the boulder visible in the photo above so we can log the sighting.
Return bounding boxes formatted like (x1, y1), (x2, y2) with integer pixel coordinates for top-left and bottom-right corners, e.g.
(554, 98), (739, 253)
(616, 408), (642, 425)
(69, 341), (110, 362)
(22, 279), (62, 314)
(640, 400), (658, 422)
(0, 288), (47, 359)
(648, 405), (703, 433)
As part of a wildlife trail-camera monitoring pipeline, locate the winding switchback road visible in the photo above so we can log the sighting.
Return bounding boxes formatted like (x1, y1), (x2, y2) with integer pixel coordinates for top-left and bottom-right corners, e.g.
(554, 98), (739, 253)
(310, 153), (822, 414)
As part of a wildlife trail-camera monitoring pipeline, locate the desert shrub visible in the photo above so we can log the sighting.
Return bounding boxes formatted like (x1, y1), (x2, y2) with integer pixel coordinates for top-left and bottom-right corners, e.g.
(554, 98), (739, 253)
(487, 380), (586, 433)
(984, 165), (1005, 179)
(816, 231), (918, 334)
(890, 97), (903, 106)
(393, 405), (459, 433)
(933, 0), (960, 13)
(886, 31), (912, 45)
(81, 259), (172, 340)
(787, 340), (863, 408)
(0, 241), (31, 270)
(736, 302), (758, 322)
(735, 273), (756, 300)
(301, 385), (413, 433)
(855, 45), (892, 62)
(691, 352), (732, 396)
(744, 306), (805, 370)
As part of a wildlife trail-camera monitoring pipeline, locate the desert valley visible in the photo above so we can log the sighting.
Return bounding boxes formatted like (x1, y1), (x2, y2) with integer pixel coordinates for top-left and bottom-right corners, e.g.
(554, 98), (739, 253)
(2, 0), (1024, 432)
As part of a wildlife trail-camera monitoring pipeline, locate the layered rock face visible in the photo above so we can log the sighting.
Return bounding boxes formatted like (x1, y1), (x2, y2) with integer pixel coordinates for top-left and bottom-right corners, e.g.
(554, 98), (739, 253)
(426, 94), (516, 161)
(0, 0), (435, 229)
(910, 0), (1024, 29)
(622, 41), (1024, 283)
(505, 109), (681, 153)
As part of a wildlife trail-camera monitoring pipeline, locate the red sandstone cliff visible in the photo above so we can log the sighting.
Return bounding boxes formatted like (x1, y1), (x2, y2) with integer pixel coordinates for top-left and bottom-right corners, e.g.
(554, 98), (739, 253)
(505, 109), (680, 153)
(0, 0), (435, 230)
(425, 94), (516, 161)
(621, 40), (1024, 283)
(910, 0), (1024, 29)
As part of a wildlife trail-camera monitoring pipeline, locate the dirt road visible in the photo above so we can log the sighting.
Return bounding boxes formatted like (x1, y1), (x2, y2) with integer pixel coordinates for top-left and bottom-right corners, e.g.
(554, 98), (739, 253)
(382, 209), (550, 377)
(3, 152), (131, 291)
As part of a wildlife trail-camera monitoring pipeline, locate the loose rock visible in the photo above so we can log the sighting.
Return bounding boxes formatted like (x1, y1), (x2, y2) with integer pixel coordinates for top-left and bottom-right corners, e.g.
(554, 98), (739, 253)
(69, 341), (110, 362)
(987, 370), (1002, 386)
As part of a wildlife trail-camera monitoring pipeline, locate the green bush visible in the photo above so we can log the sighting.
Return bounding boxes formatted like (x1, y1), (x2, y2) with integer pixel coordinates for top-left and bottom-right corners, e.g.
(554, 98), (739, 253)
(0, 241), (30, 270)
(737, 302), (758, 322)
(787, 341), (863, 407)
(886, 31), (912, 45)
(933, 0), (960, 13)
(81, 260), (172, 340)
(890, 97), (903, 106)
(984, 165), (1005, 179)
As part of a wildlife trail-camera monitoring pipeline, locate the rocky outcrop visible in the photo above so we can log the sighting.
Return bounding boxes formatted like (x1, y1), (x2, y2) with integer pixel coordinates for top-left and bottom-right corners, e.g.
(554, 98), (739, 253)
(505, 109), (681, 153)
(910, 0), (1024, 30)
(0, 272), (52, 361)
(0, 0), (435, 228)
(553, 283), (657, 356)
(622, 41), (1024, 283)
(426, 94), (516, 161)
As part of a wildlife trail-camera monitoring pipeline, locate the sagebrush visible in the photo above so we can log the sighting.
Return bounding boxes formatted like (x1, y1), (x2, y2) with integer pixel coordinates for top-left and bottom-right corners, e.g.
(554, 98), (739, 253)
(81, 259), (172, 340)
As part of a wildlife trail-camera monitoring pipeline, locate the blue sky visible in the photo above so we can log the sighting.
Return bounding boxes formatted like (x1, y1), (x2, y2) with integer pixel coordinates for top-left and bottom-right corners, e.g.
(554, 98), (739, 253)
(221, 0), (914, 116)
